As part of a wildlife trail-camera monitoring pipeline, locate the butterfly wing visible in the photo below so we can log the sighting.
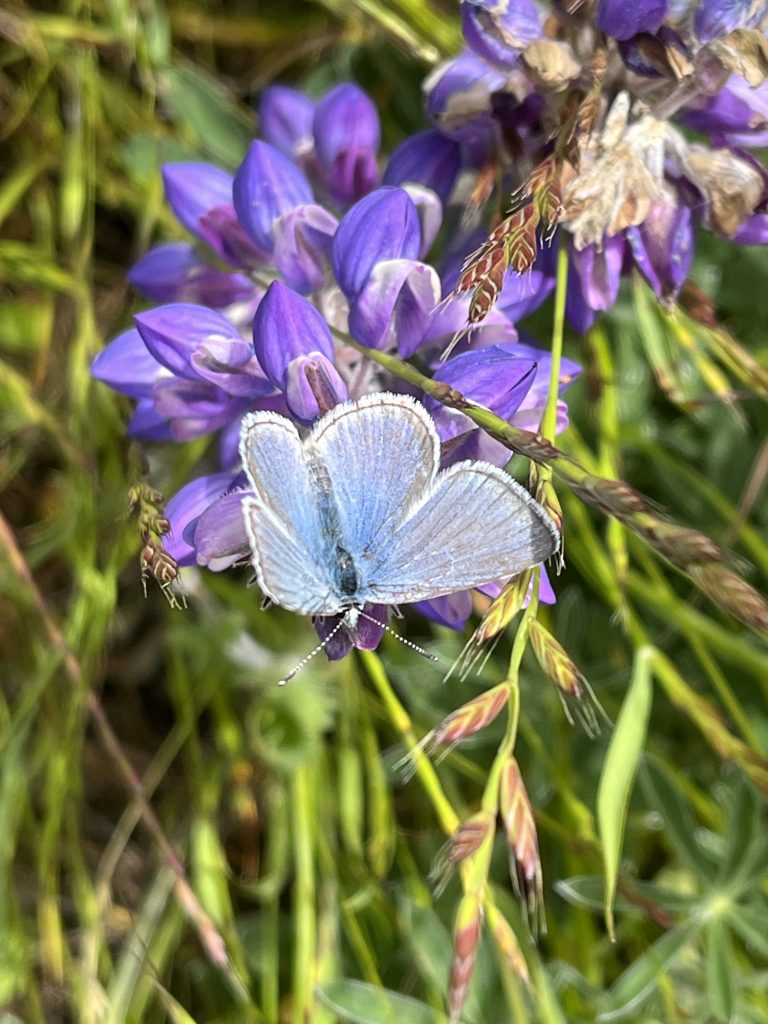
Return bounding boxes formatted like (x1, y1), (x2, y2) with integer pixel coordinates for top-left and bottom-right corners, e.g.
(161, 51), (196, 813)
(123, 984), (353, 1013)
(239, 411), (342, 615)
(366, 461), (559, 604)
(307, 393), (440, 560)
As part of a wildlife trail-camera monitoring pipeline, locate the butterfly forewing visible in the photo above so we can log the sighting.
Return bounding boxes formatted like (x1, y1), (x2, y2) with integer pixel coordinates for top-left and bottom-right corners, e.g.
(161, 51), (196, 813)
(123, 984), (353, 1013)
(307, 394), (440, 563)
(240, 413), (339, 614)
(367, 461), (560, 604)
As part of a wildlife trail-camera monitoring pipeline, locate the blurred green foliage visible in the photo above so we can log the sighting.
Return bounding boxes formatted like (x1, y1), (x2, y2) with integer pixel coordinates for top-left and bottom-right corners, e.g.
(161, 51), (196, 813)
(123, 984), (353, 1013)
(1, 2), (767, 1022)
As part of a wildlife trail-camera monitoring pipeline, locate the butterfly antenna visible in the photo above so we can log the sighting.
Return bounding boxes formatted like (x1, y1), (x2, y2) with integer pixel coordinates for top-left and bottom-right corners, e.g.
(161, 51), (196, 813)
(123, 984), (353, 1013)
(357, 610), (439, 663)
(278, 619), (347, 686)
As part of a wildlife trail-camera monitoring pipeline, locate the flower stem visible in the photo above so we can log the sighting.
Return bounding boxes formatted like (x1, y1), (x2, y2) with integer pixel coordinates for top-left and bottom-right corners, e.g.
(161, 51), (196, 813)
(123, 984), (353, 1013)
(541, 243), (569, 443)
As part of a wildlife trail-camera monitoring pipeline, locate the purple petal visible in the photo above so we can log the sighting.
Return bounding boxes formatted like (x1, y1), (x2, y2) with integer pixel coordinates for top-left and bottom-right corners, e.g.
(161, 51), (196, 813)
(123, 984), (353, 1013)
(194, 488), (253, 571)
(681, 76), (768, 148)
(348, 259), (441, 354)
(498, 267), (556, 321)
(566, 261), (597, 334)
(425, 50), (507, 141)
(92, 328), (166, 398)
(259, 85), (316, 160)
(162, 163), (233, 238)
(570, 235), (625, 313)
(732, 211), (768, 243)
(198, 204), (271, 267)
(152, 379), (246, 439)
(191, 341), (276, 398)
(596, 0), (669, 40)
(165, 471), (238, 565)
(272, 204), (338, 293)
(128, 243), (256, 308)
(332, 187), (422, 299)
(126, 399), (174, 440)
(422, 295), (518, 355)
(425, 347), (537, 440)
(695, 0), (766, 43)
(284, 353), (349, 424)
(233, 140), (314, 251)
(313, 83), (381, 204)
(252, 280), (335, 389)
(460, 0), (542, 67)
(383, 130), (462, 205)
(412, 592), (473, 630)
(403, 184), (444, 256)
(627, 202), (693, 299)
(135, 303), (246, 381)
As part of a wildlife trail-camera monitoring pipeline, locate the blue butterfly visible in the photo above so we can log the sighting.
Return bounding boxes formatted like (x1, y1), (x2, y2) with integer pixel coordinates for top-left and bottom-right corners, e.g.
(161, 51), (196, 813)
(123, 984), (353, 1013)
(239, 393), (559, 673)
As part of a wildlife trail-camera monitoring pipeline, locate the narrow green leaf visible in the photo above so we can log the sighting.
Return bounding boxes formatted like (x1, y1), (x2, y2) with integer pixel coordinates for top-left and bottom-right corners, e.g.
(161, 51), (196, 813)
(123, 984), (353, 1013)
(555, 876), (694, 914)
(599, 920), (699, 1022)
(728, 903), (768, 960)
(706, 918), (736, 1021)
(597, 646), (654, 939)
(315, 979), (444, 1024)
(161, 65), (251, 169)
(719, 775), (768, 895)
(640, 757), (716, 882)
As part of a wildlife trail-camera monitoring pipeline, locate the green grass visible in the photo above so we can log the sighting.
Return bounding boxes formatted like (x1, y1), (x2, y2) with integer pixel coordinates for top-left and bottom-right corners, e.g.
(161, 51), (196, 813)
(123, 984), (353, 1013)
(1, 2), (768, 1022)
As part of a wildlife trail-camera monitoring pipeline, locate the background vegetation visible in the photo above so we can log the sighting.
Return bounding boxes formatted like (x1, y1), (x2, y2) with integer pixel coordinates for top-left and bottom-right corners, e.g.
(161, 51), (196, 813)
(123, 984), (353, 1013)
(1, 2), (767, 1022)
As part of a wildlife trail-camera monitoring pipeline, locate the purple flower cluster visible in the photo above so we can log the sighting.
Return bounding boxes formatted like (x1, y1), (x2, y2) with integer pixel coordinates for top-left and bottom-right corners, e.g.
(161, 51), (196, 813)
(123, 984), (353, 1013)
(93, 76), (581, 655)
(93, 2), (768, 655)
(427, 0), (768, 328)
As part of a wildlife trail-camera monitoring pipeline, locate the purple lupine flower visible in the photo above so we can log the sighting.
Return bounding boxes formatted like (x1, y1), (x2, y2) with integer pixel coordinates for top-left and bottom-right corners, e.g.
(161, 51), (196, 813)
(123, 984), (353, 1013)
(313, 83), (381, 204)
(597, 0), (669, 41)
(128, 243), (255, 308)
(682, 76), (768, 148)
(127, 399), (175, 441)
(252, 280), (335, 388)
(383, 130), (463, 205)
(424, 50), (507, 143)
(195, 487), (252, 571)
(424, 347), (538, 441)
(259, 85), (316, 161)
(233, 140), (314, 251)
(162, 163), (233, 239)
(197, 204), (270, 267)
(284, 354), (349, 424)
(92, 328), (167, 398)
(460, 0), (543, 68)
(165, 471), (241, 565)
(332, 187), (422, 299)
(627, 202), (693, 301)
(694, 0), (767, 44)
(134, 303), (271, 397)
(348, 259), (442, 355)
(569, 235), (626, 318)
(271, 204), (338, 293)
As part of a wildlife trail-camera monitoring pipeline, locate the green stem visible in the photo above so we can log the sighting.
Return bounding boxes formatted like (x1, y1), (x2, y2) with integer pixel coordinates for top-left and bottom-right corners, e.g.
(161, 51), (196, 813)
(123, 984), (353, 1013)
(541, 244), (569, 443)
(291, 763), (317, 1024)
(360, 650), (460, 835)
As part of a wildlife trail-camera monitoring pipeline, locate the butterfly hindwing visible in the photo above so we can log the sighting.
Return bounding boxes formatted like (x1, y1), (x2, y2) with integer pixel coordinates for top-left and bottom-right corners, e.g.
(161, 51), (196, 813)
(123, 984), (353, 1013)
(367, 460), (560, 604)
(240, 412), (339, 614)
